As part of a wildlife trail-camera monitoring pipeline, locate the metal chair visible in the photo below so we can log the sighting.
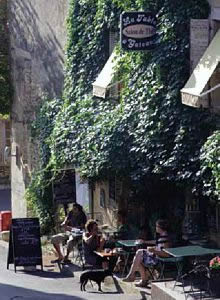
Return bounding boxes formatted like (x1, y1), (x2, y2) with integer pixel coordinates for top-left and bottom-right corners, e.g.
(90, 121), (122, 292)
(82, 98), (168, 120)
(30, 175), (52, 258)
(157, 256), (184, 286)
(78, 240), (99, 270)
(73, 239), (86, 268)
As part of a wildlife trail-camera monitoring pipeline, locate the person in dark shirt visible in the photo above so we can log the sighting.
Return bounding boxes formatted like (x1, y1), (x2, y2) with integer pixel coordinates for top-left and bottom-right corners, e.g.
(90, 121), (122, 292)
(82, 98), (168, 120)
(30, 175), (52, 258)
(116, 210), (130, 240)
(51, 203), (87, 263)
(83, 219), (107, 268)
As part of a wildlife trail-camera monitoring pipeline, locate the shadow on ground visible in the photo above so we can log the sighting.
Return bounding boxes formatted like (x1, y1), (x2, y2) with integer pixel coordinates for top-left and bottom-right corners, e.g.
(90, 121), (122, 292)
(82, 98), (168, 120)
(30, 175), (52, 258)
(0, 282), (84, 300)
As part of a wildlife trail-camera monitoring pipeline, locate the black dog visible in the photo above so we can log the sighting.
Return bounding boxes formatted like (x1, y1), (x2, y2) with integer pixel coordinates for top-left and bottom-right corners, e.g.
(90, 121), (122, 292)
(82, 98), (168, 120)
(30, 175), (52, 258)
(80, 269), (112, 292)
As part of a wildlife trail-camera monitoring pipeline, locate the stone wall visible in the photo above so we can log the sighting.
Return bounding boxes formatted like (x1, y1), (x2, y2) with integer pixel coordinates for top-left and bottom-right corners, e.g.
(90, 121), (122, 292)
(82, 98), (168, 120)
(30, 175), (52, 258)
(8, 0), (68, 217)
(0, 118), (11, 188)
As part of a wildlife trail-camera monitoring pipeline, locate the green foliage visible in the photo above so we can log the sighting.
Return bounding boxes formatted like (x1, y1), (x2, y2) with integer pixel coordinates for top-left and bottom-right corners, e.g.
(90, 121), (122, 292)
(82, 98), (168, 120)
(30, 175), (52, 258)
(31, 96), (63, 167)
(0, 0), (11, 115)
(50, 0), (214, 194)
(64, 0), (120, 102)
(26, 96), (63, 232)
(26, 170), (55, 235)
(29, 0), (219, 222)
(50, 95), (131, 180)
(200, 131), (220, 200)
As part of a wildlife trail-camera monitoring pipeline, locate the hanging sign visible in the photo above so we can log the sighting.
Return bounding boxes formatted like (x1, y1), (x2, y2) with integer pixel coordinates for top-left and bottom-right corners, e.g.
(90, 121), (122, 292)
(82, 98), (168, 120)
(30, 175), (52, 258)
(52, 169), (76, 204)
(120, 11), (157, 51)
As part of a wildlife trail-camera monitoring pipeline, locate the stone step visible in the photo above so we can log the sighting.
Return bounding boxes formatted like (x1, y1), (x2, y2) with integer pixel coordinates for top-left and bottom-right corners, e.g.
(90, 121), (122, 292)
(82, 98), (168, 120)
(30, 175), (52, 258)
(151, 280), (210, 300)
(0, 230), (9, 242)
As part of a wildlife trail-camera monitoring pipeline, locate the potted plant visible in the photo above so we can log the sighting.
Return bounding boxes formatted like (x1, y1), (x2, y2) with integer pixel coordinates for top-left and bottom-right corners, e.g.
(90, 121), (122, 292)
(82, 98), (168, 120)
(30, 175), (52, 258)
(209, 256), (220, 274)
(208, 256), (220, 296)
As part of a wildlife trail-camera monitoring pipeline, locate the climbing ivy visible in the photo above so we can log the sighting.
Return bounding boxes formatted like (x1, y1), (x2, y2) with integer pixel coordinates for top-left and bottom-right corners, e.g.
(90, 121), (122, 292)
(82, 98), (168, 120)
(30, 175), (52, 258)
(26, 97), (63, 233)
(27, 0), (220, 229)
(200, 131), (220, 200)
(51, 0), (215, 191)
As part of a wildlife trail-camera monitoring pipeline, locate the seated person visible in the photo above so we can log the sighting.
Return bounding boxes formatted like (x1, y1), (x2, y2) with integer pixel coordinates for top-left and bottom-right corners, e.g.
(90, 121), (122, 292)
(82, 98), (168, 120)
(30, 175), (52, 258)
(114, 210), (134, 272)
(83, 219), (109, 269)
(104, 210), (130, 250)
(51, 203), (87, 263)
(116, 210), (131, 240)
(123, 219), (172, 287)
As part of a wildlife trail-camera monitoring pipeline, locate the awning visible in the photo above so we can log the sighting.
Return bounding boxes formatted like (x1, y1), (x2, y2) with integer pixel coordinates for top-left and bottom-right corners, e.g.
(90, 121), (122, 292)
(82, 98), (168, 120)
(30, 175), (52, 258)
(181, 29), (220, 107)
(92, 49), (119, 98)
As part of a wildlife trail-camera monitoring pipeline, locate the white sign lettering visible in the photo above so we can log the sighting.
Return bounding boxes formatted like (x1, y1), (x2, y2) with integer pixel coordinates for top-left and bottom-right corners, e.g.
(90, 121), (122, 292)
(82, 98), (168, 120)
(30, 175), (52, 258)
(121, 11), (157, 51)
(123, 24), (156, 39)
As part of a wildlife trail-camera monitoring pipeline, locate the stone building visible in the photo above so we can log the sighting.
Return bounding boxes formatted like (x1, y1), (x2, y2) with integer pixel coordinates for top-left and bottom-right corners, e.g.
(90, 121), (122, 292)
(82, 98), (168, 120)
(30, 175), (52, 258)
(8, 0), (68, 217)
(181, 0), (220, 113)
(86, 0), (220, 233)
(6, 0), (220, 231)
(180, 0), (220, 242)
(0, 118), (10, 187)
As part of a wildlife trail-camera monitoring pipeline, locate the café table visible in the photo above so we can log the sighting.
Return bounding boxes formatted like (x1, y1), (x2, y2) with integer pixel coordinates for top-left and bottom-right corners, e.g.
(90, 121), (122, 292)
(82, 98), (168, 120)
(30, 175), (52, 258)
(116, 240), (156, 277)
(94, 249), (118, 258)
(117, 239), (156, 248)
(163, 245), (220, 296)
(70, 230), (84, 238)
(94, 249), (119, 271)
(164, 245), (220, 259)
(116, 240), (139, 271)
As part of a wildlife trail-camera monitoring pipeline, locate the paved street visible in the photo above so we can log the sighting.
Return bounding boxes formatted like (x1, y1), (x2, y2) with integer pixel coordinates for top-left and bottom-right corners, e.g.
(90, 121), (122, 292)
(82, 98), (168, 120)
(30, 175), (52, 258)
(0, 191), (150, 299)
(0, 242), (149, 300)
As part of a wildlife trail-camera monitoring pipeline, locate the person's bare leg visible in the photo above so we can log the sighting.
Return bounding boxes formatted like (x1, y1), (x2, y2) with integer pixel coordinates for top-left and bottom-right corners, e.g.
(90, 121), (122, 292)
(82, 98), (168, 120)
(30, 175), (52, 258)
(135, 265), (150, 287)
(64, 248), (71, 260)
(138, 264), (149, 281)
(123, 249), (143, 281)
(52, 243), (64, 260)
(64, 239), (75, 261)
(102, 261), (108, 269)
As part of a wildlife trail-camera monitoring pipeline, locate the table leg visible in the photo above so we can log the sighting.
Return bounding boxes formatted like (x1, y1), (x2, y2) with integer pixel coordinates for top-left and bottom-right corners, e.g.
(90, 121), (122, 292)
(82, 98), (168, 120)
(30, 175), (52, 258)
(122, 252), (130, 277)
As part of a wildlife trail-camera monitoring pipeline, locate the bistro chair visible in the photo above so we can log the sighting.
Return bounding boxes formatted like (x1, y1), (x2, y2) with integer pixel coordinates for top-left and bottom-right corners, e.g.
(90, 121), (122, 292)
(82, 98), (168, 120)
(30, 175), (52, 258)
(79, 240), (102, 271)
(152, 233), (185, 284)
(157, 256), (184, 283)
(73, 239), (85, 268)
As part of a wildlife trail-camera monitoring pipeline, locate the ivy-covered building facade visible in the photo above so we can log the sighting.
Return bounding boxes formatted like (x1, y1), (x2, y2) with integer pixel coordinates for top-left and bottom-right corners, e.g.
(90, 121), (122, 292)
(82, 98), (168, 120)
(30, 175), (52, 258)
(180, 0), (220, 243)
(2, 0), (219, 238)
(49, 0), (219, 239)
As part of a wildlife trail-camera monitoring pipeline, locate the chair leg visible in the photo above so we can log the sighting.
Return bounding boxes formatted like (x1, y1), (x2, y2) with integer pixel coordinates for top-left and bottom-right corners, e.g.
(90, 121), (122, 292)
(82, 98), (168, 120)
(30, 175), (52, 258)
(122, 253), (130, 277)
(159, 262), (165, 280)
(62, 243), (67, 258)
(147, 265), (157, 280)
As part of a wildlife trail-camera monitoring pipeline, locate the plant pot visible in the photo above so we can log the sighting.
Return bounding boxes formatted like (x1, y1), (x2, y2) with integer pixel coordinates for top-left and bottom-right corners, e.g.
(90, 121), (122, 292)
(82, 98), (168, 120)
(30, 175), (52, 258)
(209, 269), (220, 296)
(210, 268), (220, 278)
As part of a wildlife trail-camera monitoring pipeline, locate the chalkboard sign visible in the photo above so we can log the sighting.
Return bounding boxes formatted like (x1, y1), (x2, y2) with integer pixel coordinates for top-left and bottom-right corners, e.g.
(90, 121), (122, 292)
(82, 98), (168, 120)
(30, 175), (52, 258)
(52, 169), (76, 204)
(7, 218), (43, 272)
